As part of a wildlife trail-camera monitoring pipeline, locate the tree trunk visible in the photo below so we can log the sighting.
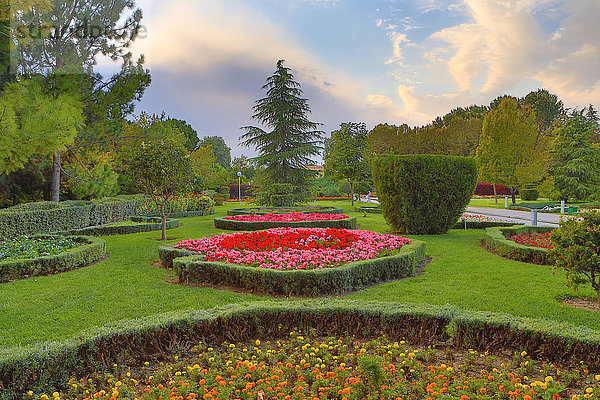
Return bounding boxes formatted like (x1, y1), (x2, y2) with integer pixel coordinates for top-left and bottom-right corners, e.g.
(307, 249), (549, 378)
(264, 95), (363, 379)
(493, 184), (498, 205)
(511, 188), (517, 205)
(350, 181), (354, 206)
(160, 203), (167, 240)
(51, 152), (61, 202)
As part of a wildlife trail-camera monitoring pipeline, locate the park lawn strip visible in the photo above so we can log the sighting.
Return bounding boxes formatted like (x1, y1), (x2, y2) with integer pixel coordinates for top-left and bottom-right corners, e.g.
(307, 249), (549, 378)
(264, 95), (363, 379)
(0, 201), (598, 350)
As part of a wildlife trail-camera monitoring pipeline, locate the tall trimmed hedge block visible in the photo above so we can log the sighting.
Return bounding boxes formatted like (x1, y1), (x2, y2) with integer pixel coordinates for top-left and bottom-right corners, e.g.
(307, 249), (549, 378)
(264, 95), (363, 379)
(373, 155), (477, 234)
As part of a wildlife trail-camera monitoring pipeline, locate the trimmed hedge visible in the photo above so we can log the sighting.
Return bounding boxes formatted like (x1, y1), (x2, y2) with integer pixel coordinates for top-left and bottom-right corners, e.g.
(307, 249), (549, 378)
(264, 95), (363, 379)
(0, 196), (142, 239)
(213, 217), (357, 231)
(484, 225), (555, 264)
(227, 207), (343, 216)
(520, 188), (539, 201)
(171, 240), (425, 296)
(55, 217), (180, 237)
(354, 206), (382, 213)
(158, 245), (198, 269)
(454, 220), (524, 230)
(373, 155), (477, 234)
(0, 236), (106, 282)
(1, 300), (599, 399)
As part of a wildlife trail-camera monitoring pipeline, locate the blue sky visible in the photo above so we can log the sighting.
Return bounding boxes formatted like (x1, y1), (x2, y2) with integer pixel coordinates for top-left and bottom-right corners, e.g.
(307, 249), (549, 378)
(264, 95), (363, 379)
(102, 0), (600, 159)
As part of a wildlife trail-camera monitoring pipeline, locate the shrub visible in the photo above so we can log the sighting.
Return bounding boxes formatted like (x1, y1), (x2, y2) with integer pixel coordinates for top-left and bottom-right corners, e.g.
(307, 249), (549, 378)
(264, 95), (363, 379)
(227, 206), (343, 216)
(0, 235), (106, 282)
(474, 182), (512, 196)
(57, 217), (180, 236)
(269, 183), (294, 207)
(213, 216), (357, 231)
(549, 212), (600, 306)
(135, 194), (214, 217)
(520, 188), (539, 201)
(0, 196), (142, 239)
(372, 155), (477, 234)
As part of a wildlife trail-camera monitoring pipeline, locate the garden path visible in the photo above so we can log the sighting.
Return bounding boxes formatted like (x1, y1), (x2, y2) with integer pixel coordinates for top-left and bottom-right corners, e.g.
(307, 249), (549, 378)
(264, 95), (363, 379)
(465, 206), (560, 227)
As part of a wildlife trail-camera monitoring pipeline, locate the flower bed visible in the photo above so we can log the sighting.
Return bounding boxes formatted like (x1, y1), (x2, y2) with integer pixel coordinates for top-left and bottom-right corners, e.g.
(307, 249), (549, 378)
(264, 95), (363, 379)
(227, 206), (343, 216)
(508, 231), (553, 249)
(0, 235), (106, 282)
(484, 226), (555, 264)
(454, 213), (522, 229)
(26, 329), (600, 400)
(215, 213), (356, 230)
(161, 228), (425, 295)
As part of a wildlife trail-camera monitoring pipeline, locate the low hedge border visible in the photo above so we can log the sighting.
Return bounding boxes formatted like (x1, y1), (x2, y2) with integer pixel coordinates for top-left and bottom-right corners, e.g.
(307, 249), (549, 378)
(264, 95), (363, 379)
(354, 206), (382, 213)
(158, 245), (198, 269)
(0, 235), (106, 283)
(136, 209), (215, 218)
(227, 207), (343, 216)
(53, 217), (180, 237)
(171, 239), (426, 296)
(484, 225), (555, 264)
(213, 217), (358, 231)
(1, 300), (599, 399)
(454, 220), (524, 230)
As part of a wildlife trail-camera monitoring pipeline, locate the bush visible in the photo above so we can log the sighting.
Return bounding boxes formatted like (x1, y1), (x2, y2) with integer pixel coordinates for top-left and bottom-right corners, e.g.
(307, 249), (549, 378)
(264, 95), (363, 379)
(227, 206), (344, 216)
(135, 194), (214, 216)
(56, 217), (180, 237)
(0, 196), (142, 239)
(474, 182), (512, 196)
(0, 235), (106, 282)
(213, 217), (357, 231)
(372, 155), (477, 234)
(484, 225), (555, 264)
(171, 239), (425, 296)
(549, 212), (600, 305)
(520, 188), (539, 201)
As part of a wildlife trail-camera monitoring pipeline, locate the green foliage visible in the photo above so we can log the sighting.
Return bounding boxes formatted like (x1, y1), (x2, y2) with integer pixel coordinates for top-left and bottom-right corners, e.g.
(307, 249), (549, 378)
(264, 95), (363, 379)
(136, 194), (214, 217)
(551, 110), (600, 201)
(213, 216), (357, 231)
(190, 146), (229, 191)
(227, 206), (343, 216)
(124, 138), (192, 239)
(0, 195), (141, 238)
(68, 163), (120, 200)
(431, 104), (489, 127)
(325, 122), (371, 205)
(171, 240), (425, 296)
(520, 188), (539, 201)
(476, 97), (551, 203)
(59, 217), (180, 237)
(0, 236), (83, 261)
(241, 60), (323, 205)
(0, 78), (84, 174)
(266, 183), (294, 207)
(198, 136), (231, 168)
(484, 225), (554, 264)
(549, 212), (600, 305)
(166, 118), (199, 151)
(372, 154), (477, 234)
(0, 235), (105, 282)
(521, 88), (564, 131)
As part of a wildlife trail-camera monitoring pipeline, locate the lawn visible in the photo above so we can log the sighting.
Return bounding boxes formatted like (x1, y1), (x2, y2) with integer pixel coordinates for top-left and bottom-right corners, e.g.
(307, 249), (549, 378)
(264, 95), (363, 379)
(0, 201), (597, 349)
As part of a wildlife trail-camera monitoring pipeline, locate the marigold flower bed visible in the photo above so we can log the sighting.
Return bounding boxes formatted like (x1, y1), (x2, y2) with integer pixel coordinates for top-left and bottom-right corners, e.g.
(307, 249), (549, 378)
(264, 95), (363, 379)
(175, 228), (409, 270)
(508, 231), (554, 249)
(29, 330), (600, 400)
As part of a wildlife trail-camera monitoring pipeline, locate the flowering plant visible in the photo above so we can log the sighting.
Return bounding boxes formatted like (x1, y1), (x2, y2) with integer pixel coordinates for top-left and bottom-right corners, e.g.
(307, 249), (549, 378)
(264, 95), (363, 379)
(224, 212), (349, 222)
(460, 214), (517, 223)
(175, 228), (409, 270)
(508, 232), (553, 249)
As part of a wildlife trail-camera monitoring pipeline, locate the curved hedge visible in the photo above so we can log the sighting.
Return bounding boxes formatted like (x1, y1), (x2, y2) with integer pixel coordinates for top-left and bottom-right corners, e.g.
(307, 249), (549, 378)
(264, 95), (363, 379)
(227, 207), (343, 216)
(0, 236), (106, 282)
(484, 225), (555, 264)
(56, 217), (180, 236)
(158, 245), (198, 269)
(0, 196), (142, 239)
(454, 220), (523, 230)
(354, 206), (382, 213)
(372, 155), (477, 234)
(213, 217), (357, 231)
(169, 240), (425, 296)
(1, 300), (599, 399)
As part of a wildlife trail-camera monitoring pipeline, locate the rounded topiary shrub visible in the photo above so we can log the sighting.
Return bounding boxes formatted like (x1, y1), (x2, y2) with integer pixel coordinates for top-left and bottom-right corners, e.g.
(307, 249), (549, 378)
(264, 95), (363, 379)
(520, 188), (539, 201)
(373, 154), (477, 234)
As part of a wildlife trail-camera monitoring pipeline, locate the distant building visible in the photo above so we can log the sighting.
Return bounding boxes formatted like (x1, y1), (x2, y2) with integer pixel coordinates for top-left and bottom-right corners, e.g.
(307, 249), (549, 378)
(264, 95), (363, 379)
(304, 165), (325, 177)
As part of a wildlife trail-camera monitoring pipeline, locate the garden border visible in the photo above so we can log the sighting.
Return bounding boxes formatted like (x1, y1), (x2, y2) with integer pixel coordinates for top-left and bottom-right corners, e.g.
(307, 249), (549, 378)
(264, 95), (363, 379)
(0, 235), (106, 282)
(453, 221), (523, 230)
(213, 216), (357, 231)
(354, 206), (382, 213)
(226, 207), (343, 216)
(484, 225), (555, 264)
(169, 239), (426, 296)
(54, 217), (180, 236)
(136, 209), (215, 218)
(1, 299), (599, 398)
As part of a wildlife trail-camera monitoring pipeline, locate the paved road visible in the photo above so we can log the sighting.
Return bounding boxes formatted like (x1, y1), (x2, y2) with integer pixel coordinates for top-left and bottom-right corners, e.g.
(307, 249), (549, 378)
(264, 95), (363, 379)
(465, 206), (562, 227)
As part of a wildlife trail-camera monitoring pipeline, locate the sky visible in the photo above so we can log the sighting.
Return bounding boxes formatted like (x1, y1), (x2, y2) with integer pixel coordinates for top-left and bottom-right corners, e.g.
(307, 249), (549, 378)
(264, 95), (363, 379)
(99, 0), (600, 160)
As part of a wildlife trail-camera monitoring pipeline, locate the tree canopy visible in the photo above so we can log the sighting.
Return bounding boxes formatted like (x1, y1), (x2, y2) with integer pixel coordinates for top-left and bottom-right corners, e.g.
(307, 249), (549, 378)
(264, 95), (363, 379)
(198, 136), (231, 168)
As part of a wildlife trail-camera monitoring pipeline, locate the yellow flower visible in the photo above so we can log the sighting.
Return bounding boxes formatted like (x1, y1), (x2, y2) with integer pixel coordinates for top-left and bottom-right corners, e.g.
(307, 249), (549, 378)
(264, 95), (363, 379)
(27, 391), (33, 396)
(545, 376), (553, 382)
(52, 392), (59, 398)
(40, 395), (48, 400)
(144, 362), (149, 366)
(521, 351), (527, 357)
(586, 388), (594, 394)
(595, 375), (600, 381)
(255, 339), (261, 346)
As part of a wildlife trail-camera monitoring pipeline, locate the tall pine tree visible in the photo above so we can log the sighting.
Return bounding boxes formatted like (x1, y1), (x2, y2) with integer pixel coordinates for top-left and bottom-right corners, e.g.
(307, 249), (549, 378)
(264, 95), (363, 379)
(241, 60), (323, 205)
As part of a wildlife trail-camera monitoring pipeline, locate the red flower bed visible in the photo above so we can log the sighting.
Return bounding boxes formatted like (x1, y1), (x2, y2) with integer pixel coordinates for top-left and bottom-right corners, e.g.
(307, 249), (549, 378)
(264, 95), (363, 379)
(224, 212), (348, 222)
(508, 231), (554, 249)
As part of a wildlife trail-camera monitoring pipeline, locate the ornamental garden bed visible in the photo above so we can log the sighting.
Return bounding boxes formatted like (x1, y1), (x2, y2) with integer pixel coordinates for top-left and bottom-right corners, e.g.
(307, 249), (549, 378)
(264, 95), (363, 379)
(5, 301), (600, 400)
(0, 235), (106, 282)
(355, 205), (382, 213)
(55, 216), (180, 236)
(159, 227), (425, 296)
(227, 206), (343, 216)
(214, 212), (357, 231)
(454, 213), (523, 229)
(484, 225), (556, 264)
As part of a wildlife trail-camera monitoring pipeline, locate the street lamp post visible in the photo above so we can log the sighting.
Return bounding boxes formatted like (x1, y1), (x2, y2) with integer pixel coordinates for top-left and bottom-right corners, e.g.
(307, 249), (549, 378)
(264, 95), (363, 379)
(237, 172), (242, 205)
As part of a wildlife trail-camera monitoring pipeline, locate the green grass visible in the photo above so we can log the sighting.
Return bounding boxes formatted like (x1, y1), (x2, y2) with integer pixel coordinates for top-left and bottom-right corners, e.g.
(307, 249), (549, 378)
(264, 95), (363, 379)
(0, 201), (597, 349)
